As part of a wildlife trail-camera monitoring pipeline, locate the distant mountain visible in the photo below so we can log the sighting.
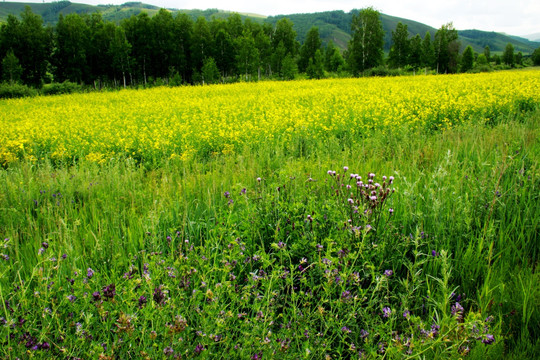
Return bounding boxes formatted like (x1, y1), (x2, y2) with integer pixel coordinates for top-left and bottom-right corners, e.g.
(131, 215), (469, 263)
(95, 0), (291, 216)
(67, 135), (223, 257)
(1, 1), (538, 54)
(522, 32), (540, 42)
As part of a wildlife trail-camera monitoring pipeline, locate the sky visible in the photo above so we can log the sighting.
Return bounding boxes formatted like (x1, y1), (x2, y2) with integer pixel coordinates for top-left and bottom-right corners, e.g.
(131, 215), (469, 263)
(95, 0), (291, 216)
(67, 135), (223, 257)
(12, 0), (540, 37)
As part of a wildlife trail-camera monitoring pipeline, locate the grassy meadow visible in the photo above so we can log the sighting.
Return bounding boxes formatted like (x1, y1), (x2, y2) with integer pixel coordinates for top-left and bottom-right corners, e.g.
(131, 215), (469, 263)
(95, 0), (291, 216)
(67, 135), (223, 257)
(0, 70), (539, 359)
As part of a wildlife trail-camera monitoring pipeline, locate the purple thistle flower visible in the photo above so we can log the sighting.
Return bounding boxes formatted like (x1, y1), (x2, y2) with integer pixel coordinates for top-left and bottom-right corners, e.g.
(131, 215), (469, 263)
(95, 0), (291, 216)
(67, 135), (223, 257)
(92, 291), (101, 302)
(316, 244), (323, 251)
(256, 177), (261, 182)
(370, 195), (377, 201)
(343, 166), (349, 171)
(61, 253), (67, 259)
(67, 295), (77, 303)
(389, 208), (394, 215)
(138, 295), (147, 308)
(86, 268), (94, 279)
(241, 188), (247, 195)
(38, 248), (45, 255)
(382, 307), (392, 318)
(224, 191), (230, 198)
(348, 198), (354, 205)
(42, 242), (49, 249)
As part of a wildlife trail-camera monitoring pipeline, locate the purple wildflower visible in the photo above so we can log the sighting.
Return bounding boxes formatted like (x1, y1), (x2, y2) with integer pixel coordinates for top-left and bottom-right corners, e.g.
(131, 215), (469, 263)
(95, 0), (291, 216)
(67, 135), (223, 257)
(86, 268), (94, 279)
(67, 295), (77, 303)
(102, 284), (116, 300)
(92, 291), (101, 302)
(382, 307), (392, 318)
(384, 269), (393, 277)
(482, 334), (495, 345)
(139, 295), (147, 308)
(153, 286), (166, 305)
(341, 326), (351, 333)
(194, 343), (205, 354)
(224, 191), (230, 198)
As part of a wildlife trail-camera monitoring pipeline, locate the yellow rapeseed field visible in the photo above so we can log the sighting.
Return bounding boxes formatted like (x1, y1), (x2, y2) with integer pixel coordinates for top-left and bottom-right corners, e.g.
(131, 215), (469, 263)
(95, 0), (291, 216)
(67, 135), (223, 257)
(1, 70), (539, 165)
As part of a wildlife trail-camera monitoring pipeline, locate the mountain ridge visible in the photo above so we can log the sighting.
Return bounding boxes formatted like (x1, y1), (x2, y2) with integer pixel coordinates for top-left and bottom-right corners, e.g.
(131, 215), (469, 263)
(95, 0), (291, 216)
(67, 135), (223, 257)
(1, 1), (538, 54)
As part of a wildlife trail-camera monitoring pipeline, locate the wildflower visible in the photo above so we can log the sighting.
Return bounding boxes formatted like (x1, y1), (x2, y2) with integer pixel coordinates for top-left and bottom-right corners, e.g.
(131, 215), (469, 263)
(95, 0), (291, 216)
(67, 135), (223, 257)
(431, 250), (439, 257)
(307, 214), (313, 222)
(389, 208), (394, 215)
(384, 270), (393, 277)
(316, 244), (323, 252)
(343, 166), (349, 171)
(277, 241), (285, 249)
(38, 247), (45, 255)
(341, 326), (351, 333)
(403, 310), (410, 319)
(87, 268), (94, 279)
(347, 198), (354, 205)
(102, 284), (116, 300)
(61, 254), (67, 259)
(42, 242), (49, 249)
(153, 286), (166, 305)
(67, 295), (77, 303)
(382, 307), (392, 318)
(163, 346), (174, 356)
(138, 295), (147, 308)
(451, 302), (464, 320)
(482, 334), (495, 345)
(92, 291), (101, 302)
(194, 344), (205, 354)
(256, 177), (261, 182)
(240, 188), (247, 195)
(224, 191), (230, 198)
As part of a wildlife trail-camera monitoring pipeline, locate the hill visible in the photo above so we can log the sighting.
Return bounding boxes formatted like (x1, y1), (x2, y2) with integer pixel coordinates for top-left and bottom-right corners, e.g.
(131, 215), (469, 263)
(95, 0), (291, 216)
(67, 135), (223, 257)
(1, 1), (538, 54)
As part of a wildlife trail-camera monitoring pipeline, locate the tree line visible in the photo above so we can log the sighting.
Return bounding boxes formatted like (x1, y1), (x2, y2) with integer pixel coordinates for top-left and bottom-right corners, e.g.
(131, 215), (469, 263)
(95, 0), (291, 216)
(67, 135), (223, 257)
(1, 6), (537, 90)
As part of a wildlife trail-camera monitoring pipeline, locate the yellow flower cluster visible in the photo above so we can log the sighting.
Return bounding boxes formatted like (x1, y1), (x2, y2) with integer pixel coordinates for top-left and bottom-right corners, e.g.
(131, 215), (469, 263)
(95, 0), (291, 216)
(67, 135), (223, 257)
(1, 70), (539, 165)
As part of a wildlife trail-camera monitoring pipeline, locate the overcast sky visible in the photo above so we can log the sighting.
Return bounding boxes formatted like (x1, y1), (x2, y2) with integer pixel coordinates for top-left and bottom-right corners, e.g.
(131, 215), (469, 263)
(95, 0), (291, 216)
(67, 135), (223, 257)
(14, 0), (540, 36)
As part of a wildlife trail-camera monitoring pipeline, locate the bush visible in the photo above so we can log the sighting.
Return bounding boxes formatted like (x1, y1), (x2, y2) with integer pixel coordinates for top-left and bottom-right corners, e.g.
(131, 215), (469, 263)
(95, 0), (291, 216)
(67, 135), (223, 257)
(41, 81), (83, 96)
(364, 65), (404, 77)
(0, 82), (37, 99)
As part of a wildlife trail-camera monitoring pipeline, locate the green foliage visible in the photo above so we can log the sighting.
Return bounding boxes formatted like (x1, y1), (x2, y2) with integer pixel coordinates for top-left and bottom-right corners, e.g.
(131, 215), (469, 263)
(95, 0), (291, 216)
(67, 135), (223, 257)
(280, 54), (298, 80)
(41, 81), (82, 95)
(201, 57), (220, 84)
(1, 49), (22, 83)
(348, 7), (384, 74)
(0, 81), (36, 98)
(434, 22), (460, 73)
(388, 22), (410, 69)
(461, 45), (474, 72)
(298, 26), (322, 72)
(533, 47), (540, 66)
(503, 43), (515, 66)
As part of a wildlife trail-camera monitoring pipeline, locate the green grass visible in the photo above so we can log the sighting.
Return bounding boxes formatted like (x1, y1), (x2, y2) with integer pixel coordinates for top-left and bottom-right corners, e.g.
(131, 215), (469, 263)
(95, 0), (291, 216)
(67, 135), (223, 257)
(0, 110), (538, 358)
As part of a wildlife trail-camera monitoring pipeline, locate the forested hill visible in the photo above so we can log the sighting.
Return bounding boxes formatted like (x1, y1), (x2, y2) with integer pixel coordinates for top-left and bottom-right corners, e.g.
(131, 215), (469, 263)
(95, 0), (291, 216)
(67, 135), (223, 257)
(0, 1), (538, 53)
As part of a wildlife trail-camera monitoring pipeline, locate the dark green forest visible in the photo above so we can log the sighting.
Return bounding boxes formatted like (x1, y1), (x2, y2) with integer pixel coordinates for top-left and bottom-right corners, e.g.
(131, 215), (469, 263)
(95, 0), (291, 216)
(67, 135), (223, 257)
(1, 3), (539, 93)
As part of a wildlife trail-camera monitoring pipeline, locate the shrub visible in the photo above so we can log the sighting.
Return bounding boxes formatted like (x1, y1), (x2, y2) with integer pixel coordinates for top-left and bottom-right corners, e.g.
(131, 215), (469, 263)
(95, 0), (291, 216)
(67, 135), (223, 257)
(41, 81), (83, 96)
(0, 82), (37, 99)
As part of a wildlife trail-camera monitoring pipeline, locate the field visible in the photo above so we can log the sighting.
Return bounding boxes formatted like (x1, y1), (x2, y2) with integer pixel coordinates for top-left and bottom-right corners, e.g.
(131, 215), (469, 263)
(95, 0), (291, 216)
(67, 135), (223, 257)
(0, 70), (539, 359)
